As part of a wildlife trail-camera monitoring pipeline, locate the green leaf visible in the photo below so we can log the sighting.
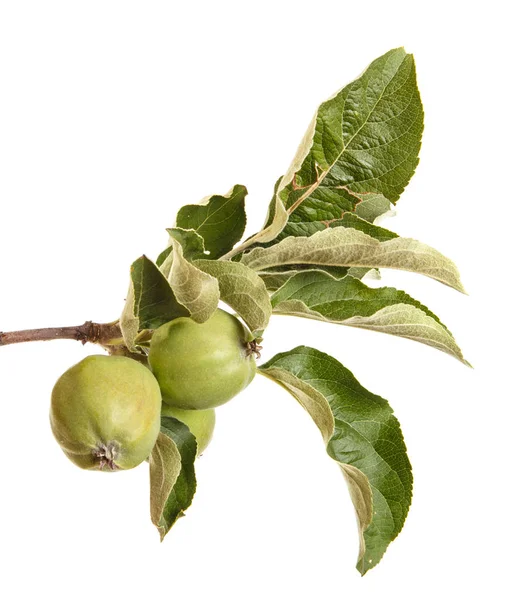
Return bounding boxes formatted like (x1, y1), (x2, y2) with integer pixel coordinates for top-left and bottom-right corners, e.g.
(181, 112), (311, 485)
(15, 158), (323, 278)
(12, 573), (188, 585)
(271, 271), (468, 364)
(289, 186), (363, 224)
(347, 267), (381, 281)
(258, 269), (303, 291)
(258, 210), (397, 285)
(259, 347), (412, 574)
(119, 255), (189, 350)
(223, 49), (420, 259)
(275, 48), (423, 225)
(149, 417), (198, 541)
(287, 188), (392, 229)
(258, 265), (349, 291)
(221, 178), (290, 259)
(253, 177), (289, 245)
(274, 212), (398, 244)
(157, 226), (209, 276)
(156, 228), (208, 273)
(176, 185), (248, 259)
(241, 227), (465, 292)
(259, 266), (378, 291)
(156, 245), (172, 270)
(354, 193), (393, 223)
(166, 228), (208, 260)
(258, 265), (378, 290)
(194, 259), (271, 335)
(168, 233), (220, 323)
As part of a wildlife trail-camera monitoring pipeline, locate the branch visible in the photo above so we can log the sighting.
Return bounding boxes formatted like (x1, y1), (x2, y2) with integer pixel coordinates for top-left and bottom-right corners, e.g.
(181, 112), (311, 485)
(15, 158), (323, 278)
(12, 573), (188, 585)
(0, 321), (122, 348)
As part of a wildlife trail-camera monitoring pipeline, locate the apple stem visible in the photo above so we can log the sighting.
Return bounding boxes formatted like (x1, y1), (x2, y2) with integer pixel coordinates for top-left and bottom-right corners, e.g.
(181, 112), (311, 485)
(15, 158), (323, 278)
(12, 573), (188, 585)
(0, 321), (122, 348)
(246, 340), (263, 359)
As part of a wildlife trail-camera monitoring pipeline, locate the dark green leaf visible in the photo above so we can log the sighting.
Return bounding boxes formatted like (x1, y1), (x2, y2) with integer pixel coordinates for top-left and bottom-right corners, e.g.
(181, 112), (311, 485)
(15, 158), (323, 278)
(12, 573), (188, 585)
(288, 189), (392, 228)
(276, 48), (423, 225)
(225, 49), (420, 258)
(272, 212), (398, 244)
(156, 245), (172, 268)
(259, 347), (412, 574)
(354, 193), (393, 223)
(150, 417), (198, 540)
(176, 185), (248, 259)
(166, 228), (208, 259)
(119, 255), (188, 350)
(271, 271), (468, 364)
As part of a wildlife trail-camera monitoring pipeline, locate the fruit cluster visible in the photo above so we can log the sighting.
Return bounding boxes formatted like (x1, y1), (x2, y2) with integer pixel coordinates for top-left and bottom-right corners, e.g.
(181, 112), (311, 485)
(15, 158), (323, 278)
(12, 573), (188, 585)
(50, 309), (256, 470)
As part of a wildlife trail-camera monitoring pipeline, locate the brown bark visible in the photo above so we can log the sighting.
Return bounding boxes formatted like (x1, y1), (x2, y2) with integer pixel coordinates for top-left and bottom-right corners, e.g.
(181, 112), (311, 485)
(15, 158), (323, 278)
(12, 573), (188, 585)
(0, 321), (122, 347)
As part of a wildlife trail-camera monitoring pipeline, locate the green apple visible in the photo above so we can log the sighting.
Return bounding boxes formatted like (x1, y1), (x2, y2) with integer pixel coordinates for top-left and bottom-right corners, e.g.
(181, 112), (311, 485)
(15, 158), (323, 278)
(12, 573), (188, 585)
(50, 355), (161, 471)
(161, 405), (216, 455)
(148, 309), (256, 410)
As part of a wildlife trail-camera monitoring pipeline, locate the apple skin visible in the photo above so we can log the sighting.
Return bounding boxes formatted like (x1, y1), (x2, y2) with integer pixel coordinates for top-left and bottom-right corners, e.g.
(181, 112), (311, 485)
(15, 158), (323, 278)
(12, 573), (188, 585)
(148, 309), (256, 410)
(161, 405), (216, 455)
(50, 355), (162, 471)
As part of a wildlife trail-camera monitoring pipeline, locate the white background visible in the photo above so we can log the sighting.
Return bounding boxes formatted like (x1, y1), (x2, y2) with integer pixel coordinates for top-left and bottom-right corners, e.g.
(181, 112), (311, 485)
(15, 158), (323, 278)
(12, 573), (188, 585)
(0, 1), (506, 598)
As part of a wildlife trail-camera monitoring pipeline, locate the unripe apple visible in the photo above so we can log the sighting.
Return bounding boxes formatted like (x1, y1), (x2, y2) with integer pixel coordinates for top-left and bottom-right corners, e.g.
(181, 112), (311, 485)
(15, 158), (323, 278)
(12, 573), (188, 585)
(161, 405), (216, 455)
(148, 309), (256, 410)
(50, 355), (162, 471)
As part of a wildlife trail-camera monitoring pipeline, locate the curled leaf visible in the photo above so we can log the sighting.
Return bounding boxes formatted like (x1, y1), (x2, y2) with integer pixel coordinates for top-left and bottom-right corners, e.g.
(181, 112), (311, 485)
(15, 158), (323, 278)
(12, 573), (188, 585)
(150, 417), (198, 540)
(271, 271), (468, 364)
(194, 259), (271, 335)
(120, 255), (188, 351)
(259, 347), (412, 574)
(168, 234), (220, 323)
(241, 227), (465, 292)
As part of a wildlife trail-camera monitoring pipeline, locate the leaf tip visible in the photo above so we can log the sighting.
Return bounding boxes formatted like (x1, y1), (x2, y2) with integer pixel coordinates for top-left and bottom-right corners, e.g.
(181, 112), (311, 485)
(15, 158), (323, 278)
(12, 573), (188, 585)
(233, 183), (248, 196)
(158, 527), (167, 543)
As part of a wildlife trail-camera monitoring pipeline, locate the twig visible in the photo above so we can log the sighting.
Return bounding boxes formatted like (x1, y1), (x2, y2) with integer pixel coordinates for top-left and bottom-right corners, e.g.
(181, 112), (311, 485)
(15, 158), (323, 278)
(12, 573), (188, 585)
(0, 321), (122, 347)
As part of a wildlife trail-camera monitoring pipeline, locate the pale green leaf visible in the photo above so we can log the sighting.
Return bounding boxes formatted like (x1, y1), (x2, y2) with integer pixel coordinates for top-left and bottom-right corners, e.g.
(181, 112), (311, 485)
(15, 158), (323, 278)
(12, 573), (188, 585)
(156, 228), (208, 271)
(271, 271), (468, 364)
(259, 347), (412, 574)
(254, 181), (289, 245)
(149, 432), (181, 536)
(221, 178), (289, 259)
(168, 235), (220, 323)
(194, 259), (271, 335)
(119, 284), (139, 352)
(258, 366), (334, 443)
(241, 227), (465, 292)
